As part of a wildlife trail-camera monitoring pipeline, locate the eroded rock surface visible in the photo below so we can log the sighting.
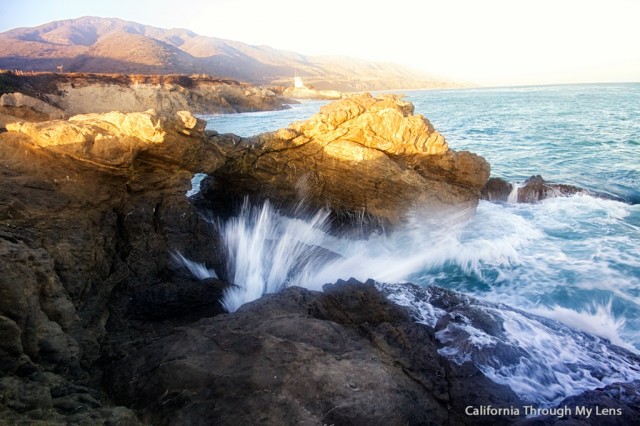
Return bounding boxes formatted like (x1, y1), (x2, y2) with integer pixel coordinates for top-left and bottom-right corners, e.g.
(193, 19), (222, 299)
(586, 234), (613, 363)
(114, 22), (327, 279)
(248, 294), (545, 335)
(103, 279), (524, 426)
(202, 93), (490, 229)
(0, 109), (227, 424)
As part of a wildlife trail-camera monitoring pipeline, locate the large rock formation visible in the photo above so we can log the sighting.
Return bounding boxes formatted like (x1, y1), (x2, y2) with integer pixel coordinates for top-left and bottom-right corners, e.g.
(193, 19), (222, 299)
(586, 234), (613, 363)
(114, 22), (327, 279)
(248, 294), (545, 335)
(103, 279), (524, 425)
(0, 109), (228, 424)
(201, 93), (490, 229)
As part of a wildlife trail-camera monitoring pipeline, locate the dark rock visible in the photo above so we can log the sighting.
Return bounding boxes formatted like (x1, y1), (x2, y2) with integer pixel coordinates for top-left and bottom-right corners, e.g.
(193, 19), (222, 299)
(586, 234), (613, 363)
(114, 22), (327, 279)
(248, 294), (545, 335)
(481, 176), (514, 202)
(482, 175), (624, 204)
(103, 279), (523, 425)
(126, 277), (228, 321)
(517, 175), (586, 203)
(0, 110), (226, 423)
(517, 381), (640, 425)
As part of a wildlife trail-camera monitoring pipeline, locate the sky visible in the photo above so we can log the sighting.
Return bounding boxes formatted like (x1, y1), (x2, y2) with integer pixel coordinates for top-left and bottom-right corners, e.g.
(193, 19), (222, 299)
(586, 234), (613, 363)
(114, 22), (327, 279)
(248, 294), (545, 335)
(1, 0), (639, 86)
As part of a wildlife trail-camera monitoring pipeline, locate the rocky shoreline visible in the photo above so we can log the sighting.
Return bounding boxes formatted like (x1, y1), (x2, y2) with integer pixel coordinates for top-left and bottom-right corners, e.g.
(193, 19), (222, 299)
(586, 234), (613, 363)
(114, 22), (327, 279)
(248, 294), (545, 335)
(1, 95), (639, 425)
(0, 71), (290, 130)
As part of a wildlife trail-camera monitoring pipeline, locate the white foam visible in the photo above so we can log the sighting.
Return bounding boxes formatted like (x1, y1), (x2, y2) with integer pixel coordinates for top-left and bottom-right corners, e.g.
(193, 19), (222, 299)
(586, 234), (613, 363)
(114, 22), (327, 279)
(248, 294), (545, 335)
(172, 194), (640, 406)
(186, 173), (208, 197)
(381, 283), (640, 406)
(171, 251), (217, 280)
(527, 303), (637, 353)
(216, 199), (331, 312)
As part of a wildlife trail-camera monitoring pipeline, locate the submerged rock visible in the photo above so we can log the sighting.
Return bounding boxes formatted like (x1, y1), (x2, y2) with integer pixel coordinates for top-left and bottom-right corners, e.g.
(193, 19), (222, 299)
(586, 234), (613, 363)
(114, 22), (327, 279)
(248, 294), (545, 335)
(516, 175), (587, 203)
(202, 93), (490, 229)
(480, 175), (622, 204)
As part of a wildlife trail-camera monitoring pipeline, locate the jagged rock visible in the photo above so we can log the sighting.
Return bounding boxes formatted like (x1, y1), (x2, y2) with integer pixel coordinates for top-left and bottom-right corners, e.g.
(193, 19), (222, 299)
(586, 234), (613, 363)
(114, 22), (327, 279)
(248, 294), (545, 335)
(0, 109), (227, 423)
(202, 93), (490, 229)
(6, 109), (223, 171)
(481, 175), (623, 204)
(517, 381), (640, 425)
(516, 175), (587, 203)
(481, 177), (514, 202)
(103, 279), (523, 425)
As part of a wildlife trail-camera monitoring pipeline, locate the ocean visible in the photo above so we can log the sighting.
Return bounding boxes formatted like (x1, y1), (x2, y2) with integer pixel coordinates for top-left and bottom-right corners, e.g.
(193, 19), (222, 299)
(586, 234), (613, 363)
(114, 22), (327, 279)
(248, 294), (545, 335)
(192, 83), (640, 406)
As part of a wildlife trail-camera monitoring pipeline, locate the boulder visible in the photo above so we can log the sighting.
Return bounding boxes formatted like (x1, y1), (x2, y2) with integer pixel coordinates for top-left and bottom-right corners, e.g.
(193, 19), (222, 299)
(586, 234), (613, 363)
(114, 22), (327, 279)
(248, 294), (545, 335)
(480, 177), (514, 202)
(516, 175), (587, 203)
(103, 279), (523, 425)
(202, 93), (490, 229)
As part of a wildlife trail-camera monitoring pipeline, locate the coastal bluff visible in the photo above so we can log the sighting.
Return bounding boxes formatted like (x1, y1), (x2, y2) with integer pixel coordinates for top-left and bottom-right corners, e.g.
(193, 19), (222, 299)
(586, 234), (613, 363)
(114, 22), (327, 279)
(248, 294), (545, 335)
(0, 71), (289, 129)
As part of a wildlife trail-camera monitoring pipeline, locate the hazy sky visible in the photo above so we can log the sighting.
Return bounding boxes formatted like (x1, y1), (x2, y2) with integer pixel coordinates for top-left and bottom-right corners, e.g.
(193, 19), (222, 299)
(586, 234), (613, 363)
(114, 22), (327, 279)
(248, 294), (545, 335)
(1, 0), (639, 86)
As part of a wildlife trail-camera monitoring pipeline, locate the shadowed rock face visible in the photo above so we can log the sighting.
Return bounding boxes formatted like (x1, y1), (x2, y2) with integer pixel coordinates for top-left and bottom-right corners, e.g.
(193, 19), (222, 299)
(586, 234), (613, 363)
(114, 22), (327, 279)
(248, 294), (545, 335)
(201, 93), (490, 230)
(103, 279), (524, 426)
(0, 110), (228, 424)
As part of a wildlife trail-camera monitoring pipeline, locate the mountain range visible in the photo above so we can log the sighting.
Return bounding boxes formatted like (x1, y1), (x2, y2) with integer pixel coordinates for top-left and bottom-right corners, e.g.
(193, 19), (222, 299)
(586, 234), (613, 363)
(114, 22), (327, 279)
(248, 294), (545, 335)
(0, 16), (456, 91)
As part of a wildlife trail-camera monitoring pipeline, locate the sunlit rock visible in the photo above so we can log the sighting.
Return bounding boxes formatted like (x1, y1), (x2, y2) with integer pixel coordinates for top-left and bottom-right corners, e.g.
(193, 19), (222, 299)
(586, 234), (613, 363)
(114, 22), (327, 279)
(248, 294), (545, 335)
(203, 93), (490, 228)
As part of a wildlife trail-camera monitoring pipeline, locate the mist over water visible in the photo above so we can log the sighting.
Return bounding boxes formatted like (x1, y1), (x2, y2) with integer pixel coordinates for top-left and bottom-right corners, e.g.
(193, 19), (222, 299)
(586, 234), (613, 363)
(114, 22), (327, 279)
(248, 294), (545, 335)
(179, 84), (640, 405)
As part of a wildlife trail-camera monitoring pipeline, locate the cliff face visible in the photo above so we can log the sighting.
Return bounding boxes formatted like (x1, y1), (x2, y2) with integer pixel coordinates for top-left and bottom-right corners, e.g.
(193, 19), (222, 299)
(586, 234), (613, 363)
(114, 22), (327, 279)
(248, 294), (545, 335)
(0, 72), (289, 129)
(51, 80), (284, 116)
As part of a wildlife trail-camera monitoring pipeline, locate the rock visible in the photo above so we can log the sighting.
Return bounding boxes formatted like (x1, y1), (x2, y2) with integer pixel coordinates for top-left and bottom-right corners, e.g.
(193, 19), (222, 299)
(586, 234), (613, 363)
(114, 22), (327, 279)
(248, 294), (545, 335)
(0, 108), (227, 423)
(0, 92), (66, 120)
(1, 101), (638, 425)
(103, 279), (523, 425)
(517, 381), (640, 425)
(481, 175), (624, 204)
(481, 177), (514, 202)
(202, 93), (490, 229)
(6, 109), (223, 171)
(1, 73), (290, 117)
(516, 175), (587, 203)
(0, 237), (84, 375)
(0, 372), (141, 425)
